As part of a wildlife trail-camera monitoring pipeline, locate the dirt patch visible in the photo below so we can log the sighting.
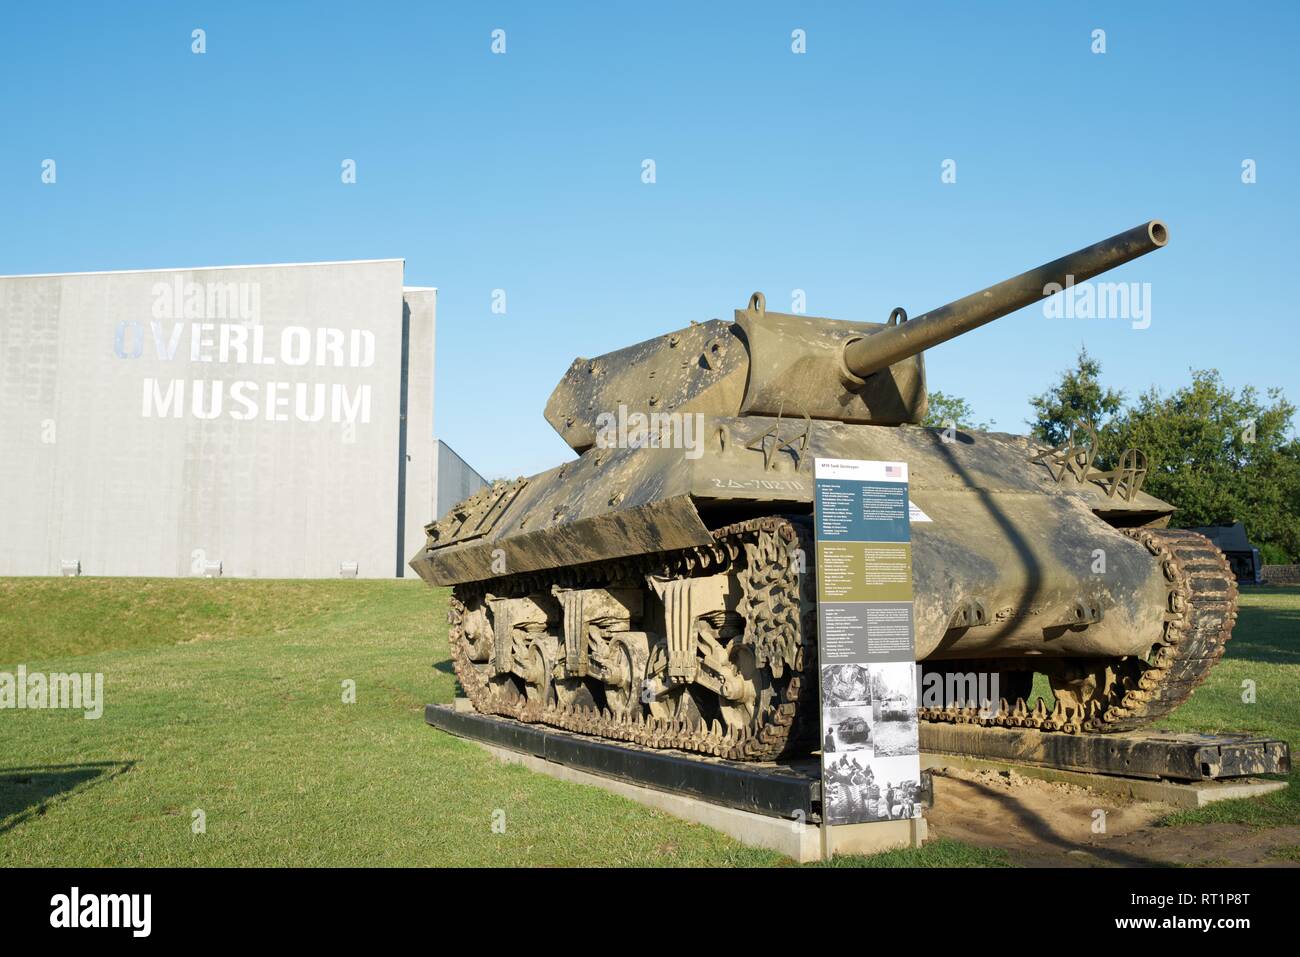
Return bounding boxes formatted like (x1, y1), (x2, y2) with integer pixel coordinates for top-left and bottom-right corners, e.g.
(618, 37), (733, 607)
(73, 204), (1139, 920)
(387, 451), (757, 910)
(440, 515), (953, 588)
(176, 633), (236, 644)
(926, 767), (1300, 867)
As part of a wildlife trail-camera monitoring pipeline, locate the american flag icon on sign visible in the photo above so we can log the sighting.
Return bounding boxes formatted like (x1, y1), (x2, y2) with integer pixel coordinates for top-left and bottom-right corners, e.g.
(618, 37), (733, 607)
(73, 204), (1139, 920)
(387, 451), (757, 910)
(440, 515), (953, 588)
(885, 465), (902, 478)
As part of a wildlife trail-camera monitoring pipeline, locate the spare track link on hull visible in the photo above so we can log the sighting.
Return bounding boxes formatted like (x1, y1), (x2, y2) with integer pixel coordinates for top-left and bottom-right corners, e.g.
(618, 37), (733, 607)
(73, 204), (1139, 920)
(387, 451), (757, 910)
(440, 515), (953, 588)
(447, 516), (818, 761)
(919, 528), (1239, 734)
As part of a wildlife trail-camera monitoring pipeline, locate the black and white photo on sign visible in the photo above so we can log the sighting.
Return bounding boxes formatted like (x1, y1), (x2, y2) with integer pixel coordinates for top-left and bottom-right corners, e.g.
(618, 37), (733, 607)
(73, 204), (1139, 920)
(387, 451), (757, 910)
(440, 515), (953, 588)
(821, 663), (872, 708)
(869, 661), (919, 757)
(823, 751), (923, 824)
(863, 754), (924, 821)
(822, 750), (875, 824)
(822, 706), (873, 754)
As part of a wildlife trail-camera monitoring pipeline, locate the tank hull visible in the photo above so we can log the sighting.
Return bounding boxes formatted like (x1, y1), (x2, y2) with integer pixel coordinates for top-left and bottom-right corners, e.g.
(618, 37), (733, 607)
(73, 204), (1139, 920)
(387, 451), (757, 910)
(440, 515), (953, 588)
(414, 419), (1236, 758)
(413, 418), (1174, 663)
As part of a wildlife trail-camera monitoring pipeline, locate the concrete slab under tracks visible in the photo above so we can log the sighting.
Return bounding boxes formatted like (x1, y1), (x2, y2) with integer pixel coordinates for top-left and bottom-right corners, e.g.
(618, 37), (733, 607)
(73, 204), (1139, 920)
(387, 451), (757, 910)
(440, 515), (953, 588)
(426, 702), (925, 862)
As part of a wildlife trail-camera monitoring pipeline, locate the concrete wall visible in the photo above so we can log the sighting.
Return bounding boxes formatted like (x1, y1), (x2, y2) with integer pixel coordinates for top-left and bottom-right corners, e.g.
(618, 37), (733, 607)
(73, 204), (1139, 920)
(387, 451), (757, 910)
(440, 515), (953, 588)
(433, 440), (489, 519)
(0, 260), (438, 578)
(1262, 564), (1300, 584)
(400, 288), (437, 577)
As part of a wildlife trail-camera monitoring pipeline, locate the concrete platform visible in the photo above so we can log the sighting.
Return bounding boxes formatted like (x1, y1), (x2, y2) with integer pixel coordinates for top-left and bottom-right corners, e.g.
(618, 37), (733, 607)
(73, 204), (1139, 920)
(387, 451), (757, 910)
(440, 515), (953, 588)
(428, 703), (820, 818)
(920, 752), (1289, 808)
(434, 701), (1287, 845)
(429, 701), (925, 862)
(919, 722), (1290, 781)
(477, 737), (925, 862)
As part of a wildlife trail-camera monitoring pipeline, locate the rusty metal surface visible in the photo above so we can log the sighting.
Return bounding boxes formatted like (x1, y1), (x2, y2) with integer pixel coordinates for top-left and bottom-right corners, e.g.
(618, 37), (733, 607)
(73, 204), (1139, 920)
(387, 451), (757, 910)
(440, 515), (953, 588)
(413, 493), (713, 585)
(735, 297), (927, 425)
(416, 416), (1176, 663)
(920, 722), (1289, 782)
(544, 318), (749, 453)
(444, 518), (818, 761)
(415, 416), (1175, 587)
(411, 439), (713, 584)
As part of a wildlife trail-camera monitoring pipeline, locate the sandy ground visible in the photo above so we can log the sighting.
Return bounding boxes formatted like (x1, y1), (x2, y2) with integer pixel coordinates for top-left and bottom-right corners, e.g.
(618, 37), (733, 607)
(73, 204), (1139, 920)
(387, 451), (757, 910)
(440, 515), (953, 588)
(927, 767), (1300, 867)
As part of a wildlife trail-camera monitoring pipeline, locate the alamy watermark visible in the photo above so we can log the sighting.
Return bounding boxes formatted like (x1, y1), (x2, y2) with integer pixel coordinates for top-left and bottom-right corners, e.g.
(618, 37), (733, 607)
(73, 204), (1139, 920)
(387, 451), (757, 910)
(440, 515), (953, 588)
(1, 665), (103, 719)
(594, 404), (705, 460)
(1042, 274), (1152, 329)
(918, 667), (1000, 717)
(50, 887), (150, 937)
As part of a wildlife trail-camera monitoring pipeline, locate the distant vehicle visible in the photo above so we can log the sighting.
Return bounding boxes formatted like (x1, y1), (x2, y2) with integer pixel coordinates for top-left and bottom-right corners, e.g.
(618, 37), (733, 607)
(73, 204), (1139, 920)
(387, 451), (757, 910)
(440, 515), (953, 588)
(1186, 522), (1262, 583)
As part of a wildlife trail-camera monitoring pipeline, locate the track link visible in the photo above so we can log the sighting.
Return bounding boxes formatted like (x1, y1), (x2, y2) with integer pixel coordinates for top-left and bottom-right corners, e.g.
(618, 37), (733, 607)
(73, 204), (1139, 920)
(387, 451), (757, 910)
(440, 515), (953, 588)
(1084, 527), (1239, 731)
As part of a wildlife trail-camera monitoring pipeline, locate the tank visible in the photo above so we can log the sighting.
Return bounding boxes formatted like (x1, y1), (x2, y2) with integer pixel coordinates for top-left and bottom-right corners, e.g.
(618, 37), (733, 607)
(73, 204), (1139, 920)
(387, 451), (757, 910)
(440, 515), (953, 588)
(832, 715), (872, 748)
(879, 697), (911, 722)
(411, 220), (1239, 761)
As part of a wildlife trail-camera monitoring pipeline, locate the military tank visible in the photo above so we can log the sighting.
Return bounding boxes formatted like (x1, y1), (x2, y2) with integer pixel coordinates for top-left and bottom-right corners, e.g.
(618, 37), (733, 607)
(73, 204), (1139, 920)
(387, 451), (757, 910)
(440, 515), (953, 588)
(411, 220), (1238, 762)
(832, 715), (872, 748)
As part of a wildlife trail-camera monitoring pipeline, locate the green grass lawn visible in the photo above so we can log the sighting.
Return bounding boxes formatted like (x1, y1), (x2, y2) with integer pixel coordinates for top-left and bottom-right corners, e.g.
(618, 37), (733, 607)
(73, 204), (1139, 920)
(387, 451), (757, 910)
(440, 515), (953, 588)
(0, 578), (1294, 866)
(0, 579), (782, 866)
(1149, 585), (1300, 827)
(1027, 585), (1300, 828)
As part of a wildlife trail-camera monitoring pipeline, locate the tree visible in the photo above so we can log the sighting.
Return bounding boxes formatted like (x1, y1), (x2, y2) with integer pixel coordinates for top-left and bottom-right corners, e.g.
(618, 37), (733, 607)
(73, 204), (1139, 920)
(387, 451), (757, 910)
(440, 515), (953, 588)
(1026, 353), (1300, 562)
(1112, 371), (1300, 561)
(1028, 347), (1125, 451)
(923, 391), (991, 431)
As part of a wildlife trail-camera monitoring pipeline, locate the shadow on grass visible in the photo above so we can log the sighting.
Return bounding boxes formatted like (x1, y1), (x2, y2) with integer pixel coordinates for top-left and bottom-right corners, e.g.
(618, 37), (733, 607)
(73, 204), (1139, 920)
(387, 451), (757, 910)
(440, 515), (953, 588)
(1226, 591), (1300, 666)
(0, 761), (135, 835)
(430, 657), (468, 700)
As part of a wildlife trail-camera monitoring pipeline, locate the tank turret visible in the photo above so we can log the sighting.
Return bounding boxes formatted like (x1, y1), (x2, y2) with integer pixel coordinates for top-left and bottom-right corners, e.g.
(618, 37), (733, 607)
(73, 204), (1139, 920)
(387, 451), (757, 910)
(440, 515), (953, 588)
(545, 221), (1167, 451)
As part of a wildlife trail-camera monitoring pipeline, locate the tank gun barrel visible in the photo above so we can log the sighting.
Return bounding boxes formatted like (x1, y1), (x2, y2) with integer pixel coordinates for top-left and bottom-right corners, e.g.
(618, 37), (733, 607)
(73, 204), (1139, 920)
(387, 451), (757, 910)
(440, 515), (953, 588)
(842, 220), (1168, 379)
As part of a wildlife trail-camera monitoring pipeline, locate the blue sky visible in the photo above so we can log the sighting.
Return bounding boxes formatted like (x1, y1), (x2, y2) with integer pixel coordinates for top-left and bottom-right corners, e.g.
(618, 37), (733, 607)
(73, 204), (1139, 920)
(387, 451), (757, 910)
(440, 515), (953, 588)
(3, 2), (1296, 479)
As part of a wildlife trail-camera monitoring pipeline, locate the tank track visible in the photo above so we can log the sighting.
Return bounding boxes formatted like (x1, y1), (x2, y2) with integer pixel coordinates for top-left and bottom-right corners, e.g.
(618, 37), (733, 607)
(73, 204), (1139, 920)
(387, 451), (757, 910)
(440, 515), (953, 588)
(918, 528), (1239, 734)
(447, 524), (1236, 753)
(447, 516), (818, 761)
